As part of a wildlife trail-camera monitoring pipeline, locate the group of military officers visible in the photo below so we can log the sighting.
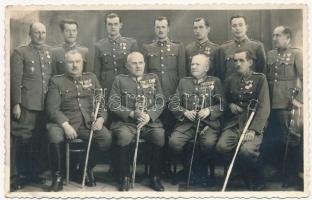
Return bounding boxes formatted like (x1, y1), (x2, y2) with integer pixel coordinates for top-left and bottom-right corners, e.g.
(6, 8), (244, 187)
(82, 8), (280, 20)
(10, 13), (303, 192)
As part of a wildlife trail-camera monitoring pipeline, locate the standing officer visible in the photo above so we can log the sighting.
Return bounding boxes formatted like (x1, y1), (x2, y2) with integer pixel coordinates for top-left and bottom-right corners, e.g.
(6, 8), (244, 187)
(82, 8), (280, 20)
(142, 16), (186, 175)
(94, 13), (139, 94)
(169, 54), (224, 186)
(52, 19), (89, 74)
(185, 18), (219, 76)
(46, 50), (112, 191)
(216, 50), (270, 190)
(266, 26), (303, 188)
(217, 15), (266, 81)
(11, 22), (53, 191)
(109, 52), (165, 191)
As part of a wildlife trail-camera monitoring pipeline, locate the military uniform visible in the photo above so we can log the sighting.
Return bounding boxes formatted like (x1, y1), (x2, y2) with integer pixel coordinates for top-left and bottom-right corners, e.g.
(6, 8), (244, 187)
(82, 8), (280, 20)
(52, 43), (89, 74)
(11, 43), (53, 188)
(108, 73), (165, 189)
(217, 36), (266, 81)
(266, 46), (303, 185)
(46, 72), (112, 190)
(94, 36), (138, 93)
(185, 40), (219, 76)
(169, 75), (224, 153)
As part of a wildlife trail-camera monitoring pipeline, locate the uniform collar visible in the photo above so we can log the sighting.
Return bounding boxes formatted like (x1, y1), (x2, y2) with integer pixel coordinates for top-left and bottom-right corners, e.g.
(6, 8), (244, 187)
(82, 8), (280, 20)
(193, 74), (208, 85)
(155, 38), (170, 46)
(65, 73), (83, 82)
(234, 35), (249, 44)
(131, 75), (144, 82)
(108, 34), (122, 43)
(276, 44), (291, 53)
(195, 39), (209, 47)
(29, 43), (44, 51)
(63, 42), (78, 51)
(240, 69), (253, 81)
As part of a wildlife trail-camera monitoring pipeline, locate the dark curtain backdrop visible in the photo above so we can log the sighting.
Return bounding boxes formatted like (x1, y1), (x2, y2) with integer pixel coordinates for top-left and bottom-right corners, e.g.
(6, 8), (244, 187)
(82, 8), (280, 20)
(10, 9), (303, 71)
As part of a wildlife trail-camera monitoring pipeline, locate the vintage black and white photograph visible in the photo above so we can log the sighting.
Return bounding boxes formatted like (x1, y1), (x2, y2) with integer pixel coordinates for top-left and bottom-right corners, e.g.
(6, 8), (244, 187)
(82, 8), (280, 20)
(4, 3), (308, 198)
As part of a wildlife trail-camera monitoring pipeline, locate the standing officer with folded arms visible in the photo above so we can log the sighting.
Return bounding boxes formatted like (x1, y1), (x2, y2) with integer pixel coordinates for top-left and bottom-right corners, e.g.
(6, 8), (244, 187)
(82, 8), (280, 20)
(142, 16), (186, 175)
(109, 52), (165, 192)
(266, 26), (303, 188)
(216, 49), (270, 190)
(46, 50), (112, 192)
(11, 22), (53, 190)
(52, 19), (90, 74)
(217, 15), (266, 81)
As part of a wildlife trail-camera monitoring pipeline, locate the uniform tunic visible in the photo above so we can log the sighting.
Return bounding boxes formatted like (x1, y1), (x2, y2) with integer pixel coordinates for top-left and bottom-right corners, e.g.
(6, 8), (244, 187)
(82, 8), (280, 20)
(217, 37), (266, 82)
(169, 75), (225, 153)
(185, 40), (219, 76)
(46, 72), (111, 151)
(94, 36), (138, 93)
(216, 72), (270, 162)
(52, 43), (89, 74)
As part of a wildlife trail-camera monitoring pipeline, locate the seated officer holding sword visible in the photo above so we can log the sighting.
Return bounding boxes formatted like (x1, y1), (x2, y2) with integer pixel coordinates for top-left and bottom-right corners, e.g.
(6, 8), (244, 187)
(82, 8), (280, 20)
(168, 53), (225, 187)
(216, 49), (270, 191)
(46, 49), (112, 192)
(108, 51), (165, 192)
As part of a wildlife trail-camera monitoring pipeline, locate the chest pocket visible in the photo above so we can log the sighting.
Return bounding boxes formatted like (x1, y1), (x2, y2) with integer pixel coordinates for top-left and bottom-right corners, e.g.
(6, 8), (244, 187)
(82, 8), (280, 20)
(280, 56), (296, 79)
(24, 59), (38, 75)
(61, 89), (76, 103)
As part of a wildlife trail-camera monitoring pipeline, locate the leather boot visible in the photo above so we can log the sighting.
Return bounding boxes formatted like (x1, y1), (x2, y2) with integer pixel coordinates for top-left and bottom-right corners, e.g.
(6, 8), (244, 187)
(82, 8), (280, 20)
(84, 147), (97, 187)
(116, 145), (130, 191)
(150, 144), (164, 191)
(49, 143), (63, 192)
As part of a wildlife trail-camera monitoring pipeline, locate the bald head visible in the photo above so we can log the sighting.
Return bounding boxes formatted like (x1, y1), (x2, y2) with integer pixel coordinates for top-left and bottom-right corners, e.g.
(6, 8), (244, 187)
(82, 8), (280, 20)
(29, 22), (46, 45)
(126, 52), (145, 77)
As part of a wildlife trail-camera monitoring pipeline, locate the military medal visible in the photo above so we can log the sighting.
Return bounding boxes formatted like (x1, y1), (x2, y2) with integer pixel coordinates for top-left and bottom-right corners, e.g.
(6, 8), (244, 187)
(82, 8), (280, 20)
(31, 60), (35, 64)
(82, 79), (92, 88)
(166, 44), (171, 52)
(204, 47), (211, 55)
(244, 80), (253, 90)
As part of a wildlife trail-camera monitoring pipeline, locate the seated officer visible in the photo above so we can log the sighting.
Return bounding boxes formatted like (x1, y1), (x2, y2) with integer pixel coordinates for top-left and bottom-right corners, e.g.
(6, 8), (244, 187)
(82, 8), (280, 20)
(216, 49), (270, 190)
(46, 49), (112, 191)
(168, 54), (225, 186)
(109, 52), (165, 191)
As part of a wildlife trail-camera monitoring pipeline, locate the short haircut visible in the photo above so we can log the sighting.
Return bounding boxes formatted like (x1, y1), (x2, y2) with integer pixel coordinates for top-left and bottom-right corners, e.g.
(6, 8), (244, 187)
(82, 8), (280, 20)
(29, 22), (45, 35)
(105, 13), (121, 24)
(59, 19), (78, 31)
(194, 17), (210, 27)
(127, 51), (144, 63)
(192, 53), (210, 65)
(230, 15), (248, 25)
(281, 26), (292, 40)
(154, 16), (170, 26)
(65, 49), (83, 61)
(233, 49), (254, 61)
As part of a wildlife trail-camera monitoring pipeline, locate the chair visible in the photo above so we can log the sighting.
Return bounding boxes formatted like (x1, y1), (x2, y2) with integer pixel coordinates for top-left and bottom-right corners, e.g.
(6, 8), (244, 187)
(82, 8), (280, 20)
(65, 138), (86, 185)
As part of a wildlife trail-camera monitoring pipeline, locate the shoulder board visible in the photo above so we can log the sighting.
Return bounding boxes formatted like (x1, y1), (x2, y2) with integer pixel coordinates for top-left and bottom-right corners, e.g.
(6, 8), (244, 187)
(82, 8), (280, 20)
(252, 72), (265, 77)
(82, 72), (93, 75)
(119, 74), (129, 77)
(208, 41), (219, 47)
(183, 77), (193, 79)
(170, 40), (182, 44)
(250, 39), (262, 43)
(147, 73), (157, 77)
(51, 74), (65, 80)
(221, 40), (234, 45)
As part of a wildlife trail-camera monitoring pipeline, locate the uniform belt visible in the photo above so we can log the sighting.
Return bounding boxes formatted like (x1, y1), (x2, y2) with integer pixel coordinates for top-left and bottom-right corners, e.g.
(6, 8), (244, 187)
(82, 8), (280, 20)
(268, 77), (297, 81)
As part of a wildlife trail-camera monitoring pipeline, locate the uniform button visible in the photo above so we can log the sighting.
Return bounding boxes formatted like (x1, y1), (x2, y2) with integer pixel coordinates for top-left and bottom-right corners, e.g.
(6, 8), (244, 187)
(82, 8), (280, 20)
(240, 88), (243, 90)
(113, 48), (116, 51)
(195, 88), (198, 91)
(161, 64), (164, 67)
(114, 61), (117, 64)
(240, 101), (243, 104)
(77, 98), (80, 101)
(41, 65), (45, 68)
(77, 92), (80, 96)
(137, 86), (140, 89)
(42, 72), (45, 75)
(114, 69), (117, 72)
(41, 57), (43, 60)
(43, 80), (45, 83)
(238, 45), (240, 47)
(275, 66), (278, 69)
(79, 103), (81, 107)
(161, 71), (164, 74)
(274, 80), (277, 82)
(113, 55), (116, 58)
(160, 56), (164, 60)
(160, 50), (164, 53)
(275, 73), (278, 76)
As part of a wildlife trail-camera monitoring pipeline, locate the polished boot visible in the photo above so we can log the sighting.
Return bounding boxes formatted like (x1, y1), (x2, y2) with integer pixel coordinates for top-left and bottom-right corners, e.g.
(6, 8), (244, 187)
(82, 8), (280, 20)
(49, 143), (63, 192)
(84, 147), (97, 187)
(116, 145), (130, 191)
(149, 144), (164, 191)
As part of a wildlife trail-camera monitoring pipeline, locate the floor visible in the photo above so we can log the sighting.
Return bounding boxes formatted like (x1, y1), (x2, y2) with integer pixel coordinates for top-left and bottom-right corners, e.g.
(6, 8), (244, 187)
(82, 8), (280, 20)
(12, 164), (302, 192)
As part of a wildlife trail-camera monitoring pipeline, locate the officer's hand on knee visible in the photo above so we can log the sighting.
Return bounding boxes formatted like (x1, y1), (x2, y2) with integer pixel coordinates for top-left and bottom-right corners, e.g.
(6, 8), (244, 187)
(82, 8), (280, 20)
(243, 130), (256, 142)
(62, 122), (78, 140)
(184, 110), (197, 121)
(12, 104), (21, 120)
(92, 117), (104, 131)
(229, 103), (243, 114)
